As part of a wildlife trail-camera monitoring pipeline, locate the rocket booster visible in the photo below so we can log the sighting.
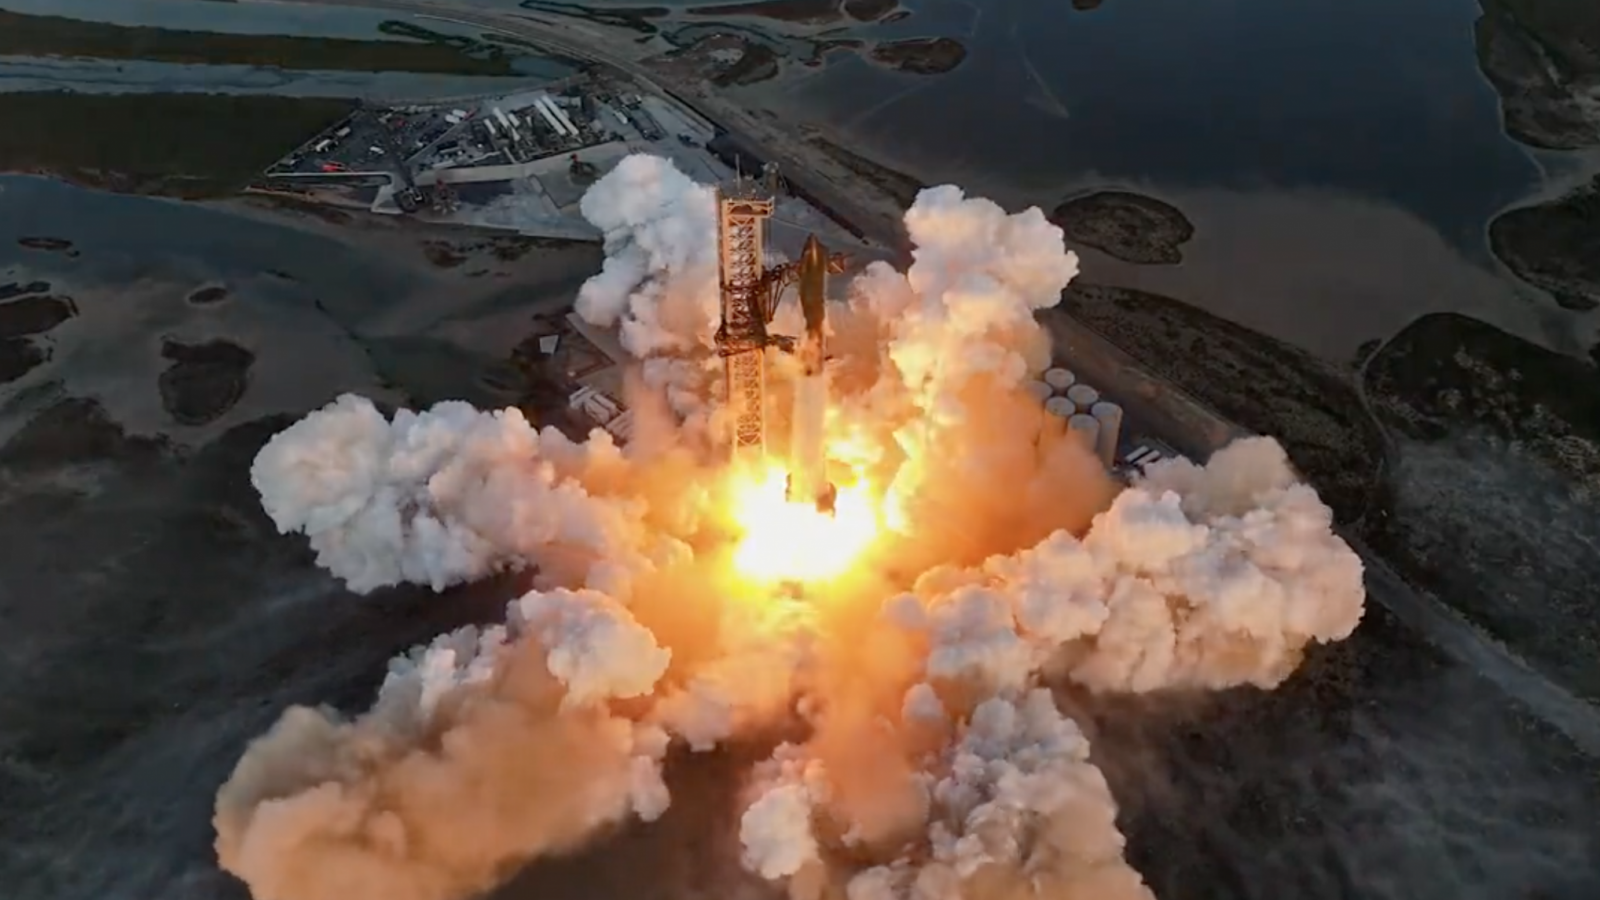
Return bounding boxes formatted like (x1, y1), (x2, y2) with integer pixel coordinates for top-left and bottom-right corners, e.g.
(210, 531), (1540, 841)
(797, 235), (828, 374)
(787, 234), (837, 515)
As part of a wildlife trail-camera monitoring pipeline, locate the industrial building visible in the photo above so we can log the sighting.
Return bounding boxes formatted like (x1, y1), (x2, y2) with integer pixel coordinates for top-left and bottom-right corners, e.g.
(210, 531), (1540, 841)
(257, 71), (759, 242)
(259, 75), (1174, 477)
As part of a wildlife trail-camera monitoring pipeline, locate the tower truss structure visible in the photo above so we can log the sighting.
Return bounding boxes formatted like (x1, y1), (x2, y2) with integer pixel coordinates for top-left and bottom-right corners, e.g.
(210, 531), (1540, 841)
(714, 187), (776, 462)
(711, 181), (853, 464)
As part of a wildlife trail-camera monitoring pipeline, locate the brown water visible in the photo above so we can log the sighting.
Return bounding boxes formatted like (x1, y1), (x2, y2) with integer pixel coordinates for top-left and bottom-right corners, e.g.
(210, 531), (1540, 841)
(2, 1), (1598, 898)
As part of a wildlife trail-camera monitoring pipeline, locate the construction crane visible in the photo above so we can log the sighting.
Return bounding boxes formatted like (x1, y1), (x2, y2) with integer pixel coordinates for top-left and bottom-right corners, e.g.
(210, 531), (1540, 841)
(712, 179), (850, 469)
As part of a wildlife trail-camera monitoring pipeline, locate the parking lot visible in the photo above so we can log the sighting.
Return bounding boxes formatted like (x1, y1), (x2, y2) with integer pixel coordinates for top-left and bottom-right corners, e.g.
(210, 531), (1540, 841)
(257, 73), (748, 242)
(270, 105), (455, 177)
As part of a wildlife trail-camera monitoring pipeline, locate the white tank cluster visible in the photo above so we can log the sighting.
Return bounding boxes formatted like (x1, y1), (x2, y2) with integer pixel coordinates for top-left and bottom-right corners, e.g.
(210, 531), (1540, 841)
(1032, 363), (1122, 469)
(1067, 413), (1100, 457)
(1088, 400), (1122, 467)
(1044, 367), (1076, 392)
(1041, 396), (1074, 444)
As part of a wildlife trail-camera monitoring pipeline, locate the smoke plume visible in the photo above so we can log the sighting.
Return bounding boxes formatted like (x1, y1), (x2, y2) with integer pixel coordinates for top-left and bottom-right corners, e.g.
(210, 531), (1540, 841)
(220, 153), (1366, 900)
(214, 587), (672, 900)
(574, 154), (723, 428)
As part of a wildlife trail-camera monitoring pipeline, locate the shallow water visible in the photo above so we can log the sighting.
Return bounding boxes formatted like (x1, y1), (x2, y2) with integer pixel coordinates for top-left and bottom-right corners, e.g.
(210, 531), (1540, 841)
(5, 0), (1585, 356)
(724, 0), (1573, 355)
(2, 1), (1599, 898)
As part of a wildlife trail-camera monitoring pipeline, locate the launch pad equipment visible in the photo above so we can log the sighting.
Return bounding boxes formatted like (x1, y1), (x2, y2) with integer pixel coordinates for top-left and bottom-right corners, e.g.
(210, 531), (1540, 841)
(712, 183), (849, 512)
(714, 186), (778, 462)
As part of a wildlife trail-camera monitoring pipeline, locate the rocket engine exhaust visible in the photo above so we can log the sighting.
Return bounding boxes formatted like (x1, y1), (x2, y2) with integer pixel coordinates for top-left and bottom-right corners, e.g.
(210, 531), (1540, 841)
(214, 155), (1372, 900)
(785, 235), (837, 515)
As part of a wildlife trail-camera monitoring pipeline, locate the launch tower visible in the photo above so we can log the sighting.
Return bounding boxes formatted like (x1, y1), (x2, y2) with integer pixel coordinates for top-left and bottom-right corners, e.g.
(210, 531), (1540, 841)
(713, 183), (777, 463)
(713, 179), (852, 510)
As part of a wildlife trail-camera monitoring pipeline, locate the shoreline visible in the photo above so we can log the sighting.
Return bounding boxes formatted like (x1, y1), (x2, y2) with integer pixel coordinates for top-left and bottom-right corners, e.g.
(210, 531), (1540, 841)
(189, 0), (1600, 725)
(7, 8), (1600, 897)
(7, 0), (1593, 739)
(241, 0), (913, 247)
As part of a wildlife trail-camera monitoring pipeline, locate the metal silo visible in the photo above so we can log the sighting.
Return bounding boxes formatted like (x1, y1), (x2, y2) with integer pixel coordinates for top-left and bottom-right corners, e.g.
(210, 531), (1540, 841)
(1040, 395), (1074, 446)
(1044, 367), (1076, 393)
(1089, 400), (1123, 468)
(1067, 413), (1101, 458)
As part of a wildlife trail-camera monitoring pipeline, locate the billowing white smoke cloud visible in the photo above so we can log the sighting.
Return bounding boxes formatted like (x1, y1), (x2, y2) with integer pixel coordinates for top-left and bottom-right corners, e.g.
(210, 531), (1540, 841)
(859, 186), (1079, 426)
(650, 600), (819, 750)
(215, 586), (672, 900)
(575, 153), (719, 356)
(850, 689), (1153, 900)
(890, 436), (1364, 695)
(575, 154), (723, 427)
(736, 438), (1363, 899)
(250, 395), (674, 595)
(222, 156), (1368, 900)
(740, 743), (830, 880)
(834, 186), (1083, 540)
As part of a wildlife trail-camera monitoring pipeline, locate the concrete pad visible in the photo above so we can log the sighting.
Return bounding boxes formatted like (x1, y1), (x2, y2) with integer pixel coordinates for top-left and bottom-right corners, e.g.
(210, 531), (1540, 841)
(540, 168), (589, 209)
(565, 310), (629, 367)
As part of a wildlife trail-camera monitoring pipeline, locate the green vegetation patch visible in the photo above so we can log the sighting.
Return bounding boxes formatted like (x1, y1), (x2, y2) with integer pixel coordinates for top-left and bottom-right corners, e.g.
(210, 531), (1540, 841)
(1488, 175), (1600, 311)
(0, 92), (357, 199)
(1364, 312), (1600, 700)
(1061, 283), (1384, 523)
(1365, 312), (1600, 487)
(1052, 191), (1196, 266)
(686, 0), (843, 24)
(868, 37), (967, 75)
(1482, 0), (1600, 76)
(0, 10), (528, 76)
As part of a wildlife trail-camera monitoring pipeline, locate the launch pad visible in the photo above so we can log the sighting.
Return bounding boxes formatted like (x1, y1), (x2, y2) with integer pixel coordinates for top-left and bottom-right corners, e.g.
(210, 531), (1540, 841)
(713, 174), (850, 515)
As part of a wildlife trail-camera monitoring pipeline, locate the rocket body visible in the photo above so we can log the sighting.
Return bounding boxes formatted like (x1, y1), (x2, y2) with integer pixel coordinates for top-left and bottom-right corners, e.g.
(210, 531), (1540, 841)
(797, 235), (828, 376)
(787, 235), (837, 515)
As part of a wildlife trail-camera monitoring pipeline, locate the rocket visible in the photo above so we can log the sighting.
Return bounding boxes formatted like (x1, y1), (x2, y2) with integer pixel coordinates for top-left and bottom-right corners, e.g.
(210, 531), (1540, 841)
(786, 235), (838, 515)
(797, 235), (828, 376)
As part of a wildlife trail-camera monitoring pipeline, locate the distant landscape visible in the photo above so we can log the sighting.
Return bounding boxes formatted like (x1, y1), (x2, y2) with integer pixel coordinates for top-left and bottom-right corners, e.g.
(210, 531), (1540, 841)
(0, 92), (355, 198)
(0, 10), (552, 76)
(3, 2), (1600, 899)
(1046, 0), (1600, 702)
(2, 6), (1597, 695)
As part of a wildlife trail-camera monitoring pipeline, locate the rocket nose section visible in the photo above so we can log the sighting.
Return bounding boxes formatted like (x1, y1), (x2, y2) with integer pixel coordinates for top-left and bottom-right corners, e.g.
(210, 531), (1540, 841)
(802, 234), (824, 265)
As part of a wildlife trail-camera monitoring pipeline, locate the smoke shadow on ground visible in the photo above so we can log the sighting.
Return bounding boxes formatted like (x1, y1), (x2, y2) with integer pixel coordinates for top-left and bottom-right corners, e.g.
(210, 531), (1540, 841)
(0, 398), (539, 900)
(1072, 603), (1600, 900)
(487, 743), (789, 900)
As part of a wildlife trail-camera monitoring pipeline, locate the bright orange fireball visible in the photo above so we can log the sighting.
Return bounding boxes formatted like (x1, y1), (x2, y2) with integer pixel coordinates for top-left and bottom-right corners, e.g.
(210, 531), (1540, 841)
(729, 465), (879, 585)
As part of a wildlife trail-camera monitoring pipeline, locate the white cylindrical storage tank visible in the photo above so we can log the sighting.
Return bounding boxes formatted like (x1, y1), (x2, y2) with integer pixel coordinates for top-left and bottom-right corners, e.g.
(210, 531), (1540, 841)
(1066, 383), (1100, 408)
(1024, 380), (1053, 404)
(1089, 400), (1123, 468)
(1044, 367), (1076, 393)
(1067, 413), (1101, 457)
(1040, 396), (1074, 445)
